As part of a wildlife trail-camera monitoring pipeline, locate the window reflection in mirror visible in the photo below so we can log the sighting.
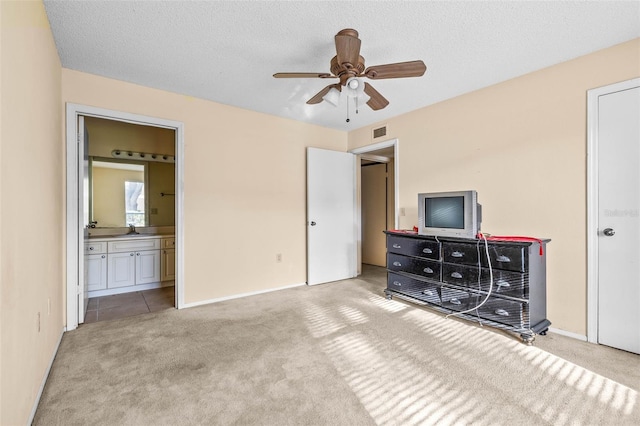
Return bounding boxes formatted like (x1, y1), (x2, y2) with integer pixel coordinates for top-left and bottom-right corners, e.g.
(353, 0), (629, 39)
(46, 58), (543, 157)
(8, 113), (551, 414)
(91, 160), (147, 227)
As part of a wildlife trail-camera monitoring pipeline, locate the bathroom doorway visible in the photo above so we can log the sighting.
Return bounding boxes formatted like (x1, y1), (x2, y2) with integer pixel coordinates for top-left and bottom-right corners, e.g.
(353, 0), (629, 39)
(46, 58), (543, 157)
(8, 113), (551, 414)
(66, 104), (184, 331)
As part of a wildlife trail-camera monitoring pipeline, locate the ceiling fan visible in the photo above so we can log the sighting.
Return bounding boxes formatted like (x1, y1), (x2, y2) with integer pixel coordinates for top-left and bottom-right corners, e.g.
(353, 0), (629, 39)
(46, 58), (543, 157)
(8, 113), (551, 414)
(273, 28), (427, 111)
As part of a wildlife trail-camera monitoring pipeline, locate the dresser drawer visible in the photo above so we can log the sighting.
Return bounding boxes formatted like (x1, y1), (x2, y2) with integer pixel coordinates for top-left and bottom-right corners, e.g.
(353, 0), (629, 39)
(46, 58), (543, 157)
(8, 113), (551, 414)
(84, 241), (107, 254)
(387, 253), (440, 281)
(476, 298), (526, 328)
(442, 242), (480, 266)
(484, 245), (527, 272)
(387, 235), (440, 260)
(442, 264), (527, 299)
(441, 287), (474, 312)
(387, 272), (441, 305)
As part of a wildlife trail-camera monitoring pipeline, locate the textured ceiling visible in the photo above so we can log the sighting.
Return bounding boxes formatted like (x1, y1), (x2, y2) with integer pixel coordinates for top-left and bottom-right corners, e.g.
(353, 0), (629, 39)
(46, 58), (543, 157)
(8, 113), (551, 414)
(44, 1), (640, 132)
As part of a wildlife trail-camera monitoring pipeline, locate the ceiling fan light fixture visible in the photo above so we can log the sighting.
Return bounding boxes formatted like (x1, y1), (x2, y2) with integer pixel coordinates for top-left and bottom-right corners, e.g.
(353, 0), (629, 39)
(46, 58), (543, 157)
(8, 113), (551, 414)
(345, 77), (365, 98)
(322, 87), (341, 106)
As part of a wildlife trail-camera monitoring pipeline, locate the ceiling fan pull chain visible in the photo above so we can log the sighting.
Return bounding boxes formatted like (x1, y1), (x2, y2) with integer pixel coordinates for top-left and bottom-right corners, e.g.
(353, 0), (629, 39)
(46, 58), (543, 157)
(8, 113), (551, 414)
(346, 98), (350, 123)
(355, 96), (359, 115)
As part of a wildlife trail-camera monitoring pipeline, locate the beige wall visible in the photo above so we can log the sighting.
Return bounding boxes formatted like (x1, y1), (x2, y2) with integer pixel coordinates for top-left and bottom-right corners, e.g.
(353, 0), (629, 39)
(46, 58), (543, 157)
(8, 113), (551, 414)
(349, 38), (640, 336)
(62, 69), (347, 305)
(148, 161), (175, 226)
(0, 1), (64, 424)
(85, 115), (175, 157)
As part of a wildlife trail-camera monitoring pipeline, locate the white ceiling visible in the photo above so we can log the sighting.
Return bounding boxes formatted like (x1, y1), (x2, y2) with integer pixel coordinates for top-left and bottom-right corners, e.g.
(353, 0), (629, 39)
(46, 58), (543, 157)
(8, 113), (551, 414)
(44, 1), (640, 132)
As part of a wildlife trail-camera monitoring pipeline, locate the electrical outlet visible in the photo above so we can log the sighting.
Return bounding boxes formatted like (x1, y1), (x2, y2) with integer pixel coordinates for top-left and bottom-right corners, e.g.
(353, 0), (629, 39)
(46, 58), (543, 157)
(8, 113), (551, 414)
(276, 253), (282, 263)
(150, 207), (158, 214)
(400, 207), (406, 216)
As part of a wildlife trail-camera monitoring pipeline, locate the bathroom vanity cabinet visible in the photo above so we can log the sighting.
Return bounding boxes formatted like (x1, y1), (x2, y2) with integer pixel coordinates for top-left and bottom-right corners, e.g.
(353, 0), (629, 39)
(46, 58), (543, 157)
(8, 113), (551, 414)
(84, 234), (174, 297)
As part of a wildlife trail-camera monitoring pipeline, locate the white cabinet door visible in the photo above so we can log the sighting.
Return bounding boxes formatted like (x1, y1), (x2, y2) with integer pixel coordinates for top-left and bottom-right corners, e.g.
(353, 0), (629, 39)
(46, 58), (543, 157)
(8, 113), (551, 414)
(86, 253), (107, 291)
(108, 252), (136, 288)
(136, 250), (161, 285)
(161, 248), (176, 282)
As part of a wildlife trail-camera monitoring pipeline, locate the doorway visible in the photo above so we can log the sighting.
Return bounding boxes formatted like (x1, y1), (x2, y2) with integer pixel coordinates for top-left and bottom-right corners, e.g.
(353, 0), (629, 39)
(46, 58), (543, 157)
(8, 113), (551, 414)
(350, 139), (399, 274)
(587, 78), (640, 354)
(66, 104), (185, 331)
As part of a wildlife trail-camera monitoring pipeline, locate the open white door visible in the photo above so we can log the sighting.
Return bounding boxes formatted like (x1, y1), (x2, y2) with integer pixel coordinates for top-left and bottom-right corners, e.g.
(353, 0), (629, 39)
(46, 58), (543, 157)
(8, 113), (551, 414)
(307, 147), (357, 285)
(78, 116), (89, 323)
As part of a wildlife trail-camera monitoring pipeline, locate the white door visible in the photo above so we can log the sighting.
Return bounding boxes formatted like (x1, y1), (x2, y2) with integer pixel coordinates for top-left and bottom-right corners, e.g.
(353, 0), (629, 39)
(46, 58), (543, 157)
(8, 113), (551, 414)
(307, 147), (357, 285)
(78, 116), (89, 323)
(597, 83), (640, 354)
(136, 250), (161, 284)
(86, 254), (107, 292)
(108, 252), (136, 288)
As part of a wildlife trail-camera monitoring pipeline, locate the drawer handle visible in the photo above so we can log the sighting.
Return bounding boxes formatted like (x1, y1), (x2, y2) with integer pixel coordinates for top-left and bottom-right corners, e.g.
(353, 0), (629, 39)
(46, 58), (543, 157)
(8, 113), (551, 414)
(393, 261), (402, 267)
(495, 308), (510, 316)
(451, 251), (463, 258)
(130, 253), (134, 256)
(450, 298), (462, 305)
(423, 289), (434, 296)
(423, 267), (433, 274)
(496, 280), (510, 288)
(422, 248), (433, 254)
(89, 247), (94, 251)
(136, 253), (140, 256)
(496, 255), (511, 263)
(392, 281), (402, 287)
(450, 272), (463, 279)
(101, 255), (105, 259)
(392, 243), (401, 249)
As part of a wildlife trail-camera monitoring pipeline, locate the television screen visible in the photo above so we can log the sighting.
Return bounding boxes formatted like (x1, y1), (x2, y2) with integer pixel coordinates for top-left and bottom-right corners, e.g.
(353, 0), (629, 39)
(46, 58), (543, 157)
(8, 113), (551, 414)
(424, 196), (464, 229)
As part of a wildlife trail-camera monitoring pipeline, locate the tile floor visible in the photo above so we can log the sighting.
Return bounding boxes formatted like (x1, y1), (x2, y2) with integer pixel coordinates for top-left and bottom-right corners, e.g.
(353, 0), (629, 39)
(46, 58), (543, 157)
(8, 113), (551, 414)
(84, 286), (175, 324)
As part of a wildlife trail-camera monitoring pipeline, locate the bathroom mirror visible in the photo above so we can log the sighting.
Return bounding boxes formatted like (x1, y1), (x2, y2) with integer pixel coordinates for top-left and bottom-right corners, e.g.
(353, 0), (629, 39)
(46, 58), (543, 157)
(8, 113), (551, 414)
(89, 157), (175, 228)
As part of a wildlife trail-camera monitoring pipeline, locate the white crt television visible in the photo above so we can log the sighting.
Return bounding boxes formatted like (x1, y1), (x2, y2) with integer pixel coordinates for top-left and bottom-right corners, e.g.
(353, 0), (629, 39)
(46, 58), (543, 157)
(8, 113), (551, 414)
(417, 190), (481, 238)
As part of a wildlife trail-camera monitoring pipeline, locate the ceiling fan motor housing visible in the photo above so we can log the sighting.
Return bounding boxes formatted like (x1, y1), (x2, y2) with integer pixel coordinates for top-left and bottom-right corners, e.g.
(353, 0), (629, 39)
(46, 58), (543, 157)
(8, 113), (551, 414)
(330, 56), (365, 85)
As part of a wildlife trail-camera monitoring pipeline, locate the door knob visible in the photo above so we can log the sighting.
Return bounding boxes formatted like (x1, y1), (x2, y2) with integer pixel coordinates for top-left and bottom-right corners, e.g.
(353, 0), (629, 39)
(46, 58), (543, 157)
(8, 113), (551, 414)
(603, 228), (615, 237)
(310, 221), (316, 226)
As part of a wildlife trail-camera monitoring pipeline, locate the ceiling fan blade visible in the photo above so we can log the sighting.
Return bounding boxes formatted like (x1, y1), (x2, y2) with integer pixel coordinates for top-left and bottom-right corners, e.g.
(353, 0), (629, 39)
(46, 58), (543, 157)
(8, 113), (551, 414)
(273, 72), (334, 78)
(307, 84), (342, 105)
(364, 83), (389, 110)
(363, 60), (427, 79)
(335, 29), (361, 68)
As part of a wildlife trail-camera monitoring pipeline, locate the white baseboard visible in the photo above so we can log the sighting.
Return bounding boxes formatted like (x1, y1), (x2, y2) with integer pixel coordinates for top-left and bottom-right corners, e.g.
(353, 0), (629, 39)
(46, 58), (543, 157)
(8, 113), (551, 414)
(182, 282), (306, 309)
(88, 280), (173, 298)
(548, 327), (587, 341)
(28, 328), (64, 425)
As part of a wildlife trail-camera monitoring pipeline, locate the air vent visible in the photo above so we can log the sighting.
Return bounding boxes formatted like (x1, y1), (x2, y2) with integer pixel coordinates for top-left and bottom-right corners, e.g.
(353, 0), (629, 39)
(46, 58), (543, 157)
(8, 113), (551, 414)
(373, 125), (387, 139)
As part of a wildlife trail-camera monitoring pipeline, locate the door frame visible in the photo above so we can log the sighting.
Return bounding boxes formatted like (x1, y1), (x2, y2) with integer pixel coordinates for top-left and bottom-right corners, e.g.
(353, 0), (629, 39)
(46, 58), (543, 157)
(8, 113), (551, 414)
(350, 138), (400, 273)
(586, 78), (640, 343)
(65, 103), (185, 331)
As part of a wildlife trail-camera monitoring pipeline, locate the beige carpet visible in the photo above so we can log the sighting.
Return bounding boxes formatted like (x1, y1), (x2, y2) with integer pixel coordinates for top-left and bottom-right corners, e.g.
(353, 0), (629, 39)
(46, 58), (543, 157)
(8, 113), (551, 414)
(34, 267), (640, 425)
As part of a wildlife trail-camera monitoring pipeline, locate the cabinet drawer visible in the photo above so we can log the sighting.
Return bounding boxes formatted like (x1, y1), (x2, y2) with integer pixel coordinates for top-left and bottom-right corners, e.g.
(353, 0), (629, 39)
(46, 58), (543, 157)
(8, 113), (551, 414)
(387, 253), (440, 281)
(387, 272), (441, 305)
(387, 235), (440, 260)
(84, 241), (107, 254)
(442, 242), (479, 266)
(476, 298), (526, 329)
(484, 245), (527, 272)
(442, 264), (527, 299)
(161, 237), (175, 249)
(108, 238), (161, 253)
(441, 287), (474, 312)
